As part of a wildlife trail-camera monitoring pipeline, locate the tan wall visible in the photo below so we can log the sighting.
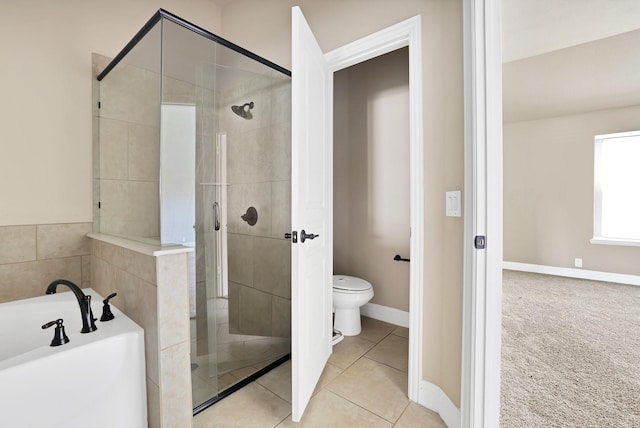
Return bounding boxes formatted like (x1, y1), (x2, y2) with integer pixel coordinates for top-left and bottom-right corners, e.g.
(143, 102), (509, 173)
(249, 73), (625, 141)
(504, 105), (640, 275)
(0, 0), (221, 227)
(220, 0), (465, 405)
(333, 48), (411, 312)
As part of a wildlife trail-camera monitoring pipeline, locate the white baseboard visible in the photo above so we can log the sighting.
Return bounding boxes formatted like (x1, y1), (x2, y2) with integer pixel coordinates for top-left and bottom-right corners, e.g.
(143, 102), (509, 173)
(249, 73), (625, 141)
(419, 380), (460, 428)
(361, 302), (409, 327)
(503, 261), (640, 286)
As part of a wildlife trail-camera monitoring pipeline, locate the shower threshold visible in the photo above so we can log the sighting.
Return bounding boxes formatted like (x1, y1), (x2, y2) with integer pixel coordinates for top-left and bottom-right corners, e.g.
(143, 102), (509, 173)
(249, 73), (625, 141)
(192, 353), (290, 416)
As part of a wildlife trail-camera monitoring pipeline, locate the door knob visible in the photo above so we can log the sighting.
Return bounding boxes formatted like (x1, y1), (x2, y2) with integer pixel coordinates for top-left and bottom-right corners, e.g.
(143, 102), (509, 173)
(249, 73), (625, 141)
(300, 230), (319, 243)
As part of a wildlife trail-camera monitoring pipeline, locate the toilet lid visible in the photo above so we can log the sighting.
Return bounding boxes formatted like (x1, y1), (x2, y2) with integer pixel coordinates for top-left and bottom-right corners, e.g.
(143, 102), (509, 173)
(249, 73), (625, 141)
(333, 275), (372, 292)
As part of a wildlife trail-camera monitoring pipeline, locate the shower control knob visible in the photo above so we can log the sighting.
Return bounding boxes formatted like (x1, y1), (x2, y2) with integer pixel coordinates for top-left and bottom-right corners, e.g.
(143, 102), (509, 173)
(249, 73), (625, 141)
(300, 230), (319, 243)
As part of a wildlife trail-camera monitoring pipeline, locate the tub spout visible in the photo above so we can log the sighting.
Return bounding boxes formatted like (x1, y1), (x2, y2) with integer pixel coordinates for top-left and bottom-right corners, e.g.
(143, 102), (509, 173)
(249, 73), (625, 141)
(46, 279), (97, 333)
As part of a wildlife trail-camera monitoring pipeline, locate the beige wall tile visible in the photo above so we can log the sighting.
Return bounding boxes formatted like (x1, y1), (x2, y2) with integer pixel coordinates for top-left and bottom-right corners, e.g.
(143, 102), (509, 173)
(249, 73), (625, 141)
(238, 285), (272, 336)
(99, 117), (128, 180)
(157, 253), (189, 350)
(128, 123), (159, 181)
(253, 237), (290, 299)
(0, 225), (36, 264)
(81, 255), (91, 289)
(227, 281), (241, 333)
(159, 343), (192, 428)
(227, 233), (253, 286)
(0, 257), (82, 303)
(146, 377), (160, 428)
(121, 246), (157, 285)
(37, 223), (92, 260)
(270, 180), (291, 240)
(163, 77), (196, 104)
(272, 295), (291, 338)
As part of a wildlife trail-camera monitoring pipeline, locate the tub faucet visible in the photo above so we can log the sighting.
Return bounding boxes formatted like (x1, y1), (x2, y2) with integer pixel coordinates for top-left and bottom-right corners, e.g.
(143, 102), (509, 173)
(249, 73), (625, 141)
(46, 279), (97, 333)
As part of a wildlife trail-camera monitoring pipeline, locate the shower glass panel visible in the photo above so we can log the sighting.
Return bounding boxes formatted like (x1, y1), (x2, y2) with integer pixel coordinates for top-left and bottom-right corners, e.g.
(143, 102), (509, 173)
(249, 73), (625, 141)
(96, 10), (291, 411)
(96, 23), (162, 243)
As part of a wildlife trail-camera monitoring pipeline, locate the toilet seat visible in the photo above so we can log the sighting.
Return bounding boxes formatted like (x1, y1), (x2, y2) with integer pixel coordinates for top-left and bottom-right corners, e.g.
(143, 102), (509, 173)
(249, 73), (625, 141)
(333, 275), (372, 293)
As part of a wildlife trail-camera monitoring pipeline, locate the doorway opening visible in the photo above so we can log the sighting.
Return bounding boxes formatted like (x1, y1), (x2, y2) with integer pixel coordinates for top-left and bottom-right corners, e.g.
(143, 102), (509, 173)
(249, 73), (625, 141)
(332, 47), (411, 338)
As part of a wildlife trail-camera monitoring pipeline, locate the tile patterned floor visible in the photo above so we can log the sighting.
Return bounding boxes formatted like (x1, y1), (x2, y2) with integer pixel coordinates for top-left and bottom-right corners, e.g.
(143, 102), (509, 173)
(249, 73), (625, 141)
(194, 316), (446, 427)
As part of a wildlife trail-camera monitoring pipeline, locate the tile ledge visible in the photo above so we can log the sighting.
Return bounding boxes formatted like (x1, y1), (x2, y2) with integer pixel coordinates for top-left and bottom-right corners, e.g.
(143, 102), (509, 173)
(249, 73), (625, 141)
(87, 233), (194, 257)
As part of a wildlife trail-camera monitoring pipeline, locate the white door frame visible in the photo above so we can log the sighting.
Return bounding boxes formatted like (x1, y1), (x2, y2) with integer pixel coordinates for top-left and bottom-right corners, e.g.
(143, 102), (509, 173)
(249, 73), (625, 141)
(461, 0), (503, 427)
(324, 15), (424, 402)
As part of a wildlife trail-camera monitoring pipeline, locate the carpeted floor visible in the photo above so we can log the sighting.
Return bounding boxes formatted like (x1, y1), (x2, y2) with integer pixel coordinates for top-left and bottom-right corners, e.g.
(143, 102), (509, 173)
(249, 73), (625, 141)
(501, 270), (640, 427)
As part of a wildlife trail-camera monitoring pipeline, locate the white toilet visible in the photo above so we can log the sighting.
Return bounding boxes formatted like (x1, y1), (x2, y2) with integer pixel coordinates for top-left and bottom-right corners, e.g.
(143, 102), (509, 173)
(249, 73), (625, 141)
(333, 275), (374, 336)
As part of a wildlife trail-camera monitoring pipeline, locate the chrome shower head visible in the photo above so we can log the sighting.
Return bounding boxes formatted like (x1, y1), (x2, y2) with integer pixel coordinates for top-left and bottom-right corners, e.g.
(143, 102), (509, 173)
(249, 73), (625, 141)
(231, 102), (254, 119)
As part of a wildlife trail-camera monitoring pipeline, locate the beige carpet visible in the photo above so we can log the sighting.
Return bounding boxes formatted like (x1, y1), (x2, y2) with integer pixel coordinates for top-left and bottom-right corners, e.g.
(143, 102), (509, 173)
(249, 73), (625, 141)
(501, 270), (640, 427)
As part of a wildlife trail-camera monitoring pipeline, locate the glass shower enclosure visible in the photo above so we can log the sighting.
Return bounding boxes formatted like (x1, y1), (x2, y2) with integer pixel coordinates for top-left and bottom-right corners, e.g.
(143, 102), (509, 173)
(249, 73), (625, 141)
(95, 10), (292, 411)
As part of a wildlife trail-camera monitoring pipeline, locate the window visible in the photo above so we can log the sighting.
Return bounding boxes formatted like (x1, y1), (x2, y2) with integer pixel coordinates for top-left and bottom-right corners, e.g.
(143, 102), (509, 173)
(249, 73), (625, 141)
(592, 130), (640, 246)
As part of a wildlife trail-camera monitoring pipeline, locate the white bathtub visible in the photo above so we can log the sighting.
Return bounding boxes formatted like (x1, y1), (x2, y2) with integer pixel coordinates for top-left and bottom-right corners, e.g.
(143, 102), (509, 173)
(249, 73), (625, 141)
(0, 288), (147, 428)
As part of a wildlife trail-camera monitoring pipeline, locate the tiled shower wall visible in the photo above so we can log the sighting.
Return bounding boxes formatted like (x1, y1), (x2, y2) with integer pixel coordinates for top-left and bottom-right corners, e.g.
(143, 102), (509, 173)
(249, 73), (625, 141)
(0, 223), (92, 303)
(222, 76), (292, 338)
(93, 53), (161, 241)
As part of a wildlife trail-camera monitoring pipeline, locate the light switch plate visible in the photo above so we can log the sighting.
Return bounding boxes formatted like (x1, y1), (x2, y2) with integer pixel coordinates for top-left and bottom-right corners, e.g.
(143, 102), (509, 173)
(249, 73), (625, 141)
(446, 191), (461, 217)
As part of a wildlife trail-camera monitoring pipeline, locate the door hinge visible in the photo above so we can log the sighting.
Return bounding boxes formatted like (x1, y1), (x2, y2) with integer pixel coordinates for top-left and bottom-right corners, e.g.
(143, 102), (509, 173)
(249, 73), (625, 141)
(98, 101), (101, 109)
(98, 201), (101, 209)
(474, 235), (486, 249)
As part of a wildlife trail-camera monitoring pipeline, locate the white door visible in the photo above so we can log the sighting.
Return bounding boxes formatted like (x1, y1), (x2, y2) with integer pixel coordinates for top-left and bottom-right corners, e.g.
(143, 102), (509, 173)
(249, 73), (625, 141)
(291, 6), (333, 422)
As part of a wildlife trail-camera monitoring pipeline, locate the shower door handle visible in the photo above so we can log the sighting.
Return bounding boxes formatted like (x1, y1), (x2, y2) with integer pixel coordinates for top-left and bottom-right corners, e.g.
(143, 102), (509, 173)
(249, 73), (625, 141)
(213, 202), (220, 231)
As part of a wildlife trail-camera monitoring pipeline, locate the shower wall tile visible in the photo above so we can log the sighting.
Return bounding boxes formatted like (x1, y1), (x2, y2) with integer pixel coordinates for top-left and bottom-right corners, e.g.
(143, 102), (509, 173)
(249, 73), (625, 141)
(37, 222), (92, 260)
(253, 237), (291, 299)
(271, 180), (291, 240)
(227, 233), (253, 286)
(226, 128), (258, 184)
(238, 285), (272, 337)
(0, 257), (82, 303)
(99, 179), (129, 235)
(0, 225), (36, 264)
(163, 77), (196, 104)
(228, 281), (241, 333)
(128, 123), (159, 181)
(272, 79), (292, 126)
(99, 117), (128, 180)
(128, 180), (160, 239)
(266, 123), (291, 181)
(272, 295), (291, 338)
(100, 64), (160, 127)
(82, 255), (91, 289)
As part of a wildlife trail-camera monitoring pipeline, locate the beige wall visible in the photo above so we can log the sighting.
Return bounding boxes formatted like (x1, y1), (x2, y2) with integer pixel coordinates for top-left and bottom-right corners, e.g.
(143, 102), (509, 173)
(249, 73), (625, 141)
(0, 0), (221, 227)
(504, 105), (640, 275)
(333, 48), (411, 312)
(220, 0), (465, 405)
